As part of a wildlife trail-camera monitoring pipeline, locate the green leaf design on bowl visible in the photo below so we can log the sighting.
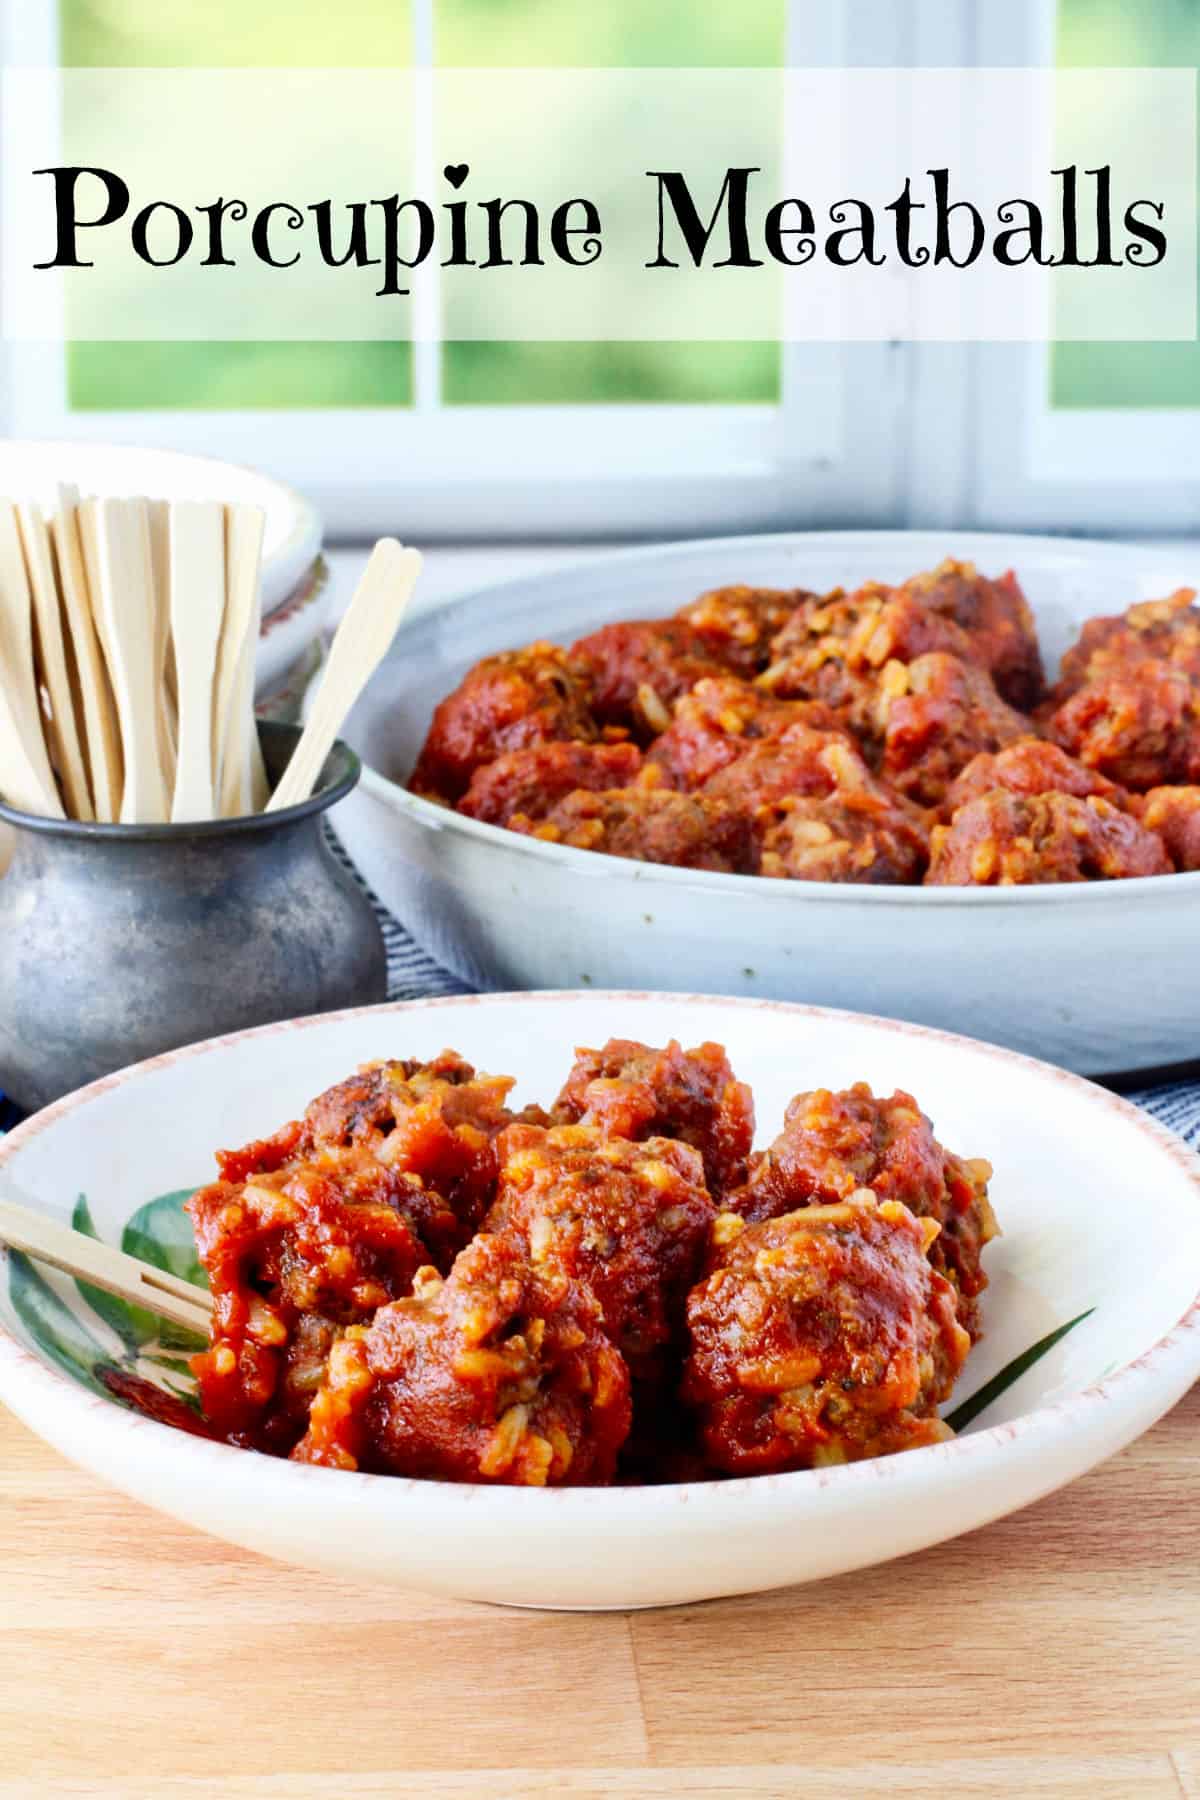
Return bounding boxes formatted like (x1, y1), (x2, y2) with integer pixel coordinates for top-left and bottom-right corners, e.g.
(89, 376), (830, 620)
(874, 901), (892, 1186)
(945, 1308), (1096, 1433)
(119, 1188), (209, 1353)
(8, 1247), (113, 1401)
(5, 1188), (207, 1416)
(70, 1190), (208, 1356)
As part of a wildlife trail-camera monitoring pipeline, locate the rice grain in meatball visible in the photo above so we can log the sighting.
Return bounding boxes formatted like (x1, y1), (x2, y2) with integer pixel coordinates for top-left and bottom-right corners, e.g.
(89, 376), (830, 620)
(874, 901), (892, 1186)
(411, 643), (598, 802)
(293, 1233), (631, 1483)
(553, 1036), (755, 1195)
(682, 1195), (971, 1474)
(927, 791), (1172, 887)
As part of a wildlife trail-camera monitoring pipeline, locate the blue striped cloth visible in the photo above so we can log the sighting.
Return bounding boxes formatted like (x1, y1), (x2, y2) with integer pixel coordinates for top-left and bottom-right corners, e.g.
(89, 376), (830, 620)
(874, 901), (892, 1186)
(3, 839), (1199, 1152)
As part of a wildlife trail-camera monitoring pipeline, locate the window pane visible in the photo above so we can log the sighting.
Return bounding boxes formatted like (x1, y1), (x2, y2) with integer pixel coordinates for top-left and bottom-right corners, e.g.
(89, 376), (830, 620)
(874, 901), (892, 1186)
(59, 0), (413, 411)
(1052, 0), (1200, 409)
(437, 0), (785, 406)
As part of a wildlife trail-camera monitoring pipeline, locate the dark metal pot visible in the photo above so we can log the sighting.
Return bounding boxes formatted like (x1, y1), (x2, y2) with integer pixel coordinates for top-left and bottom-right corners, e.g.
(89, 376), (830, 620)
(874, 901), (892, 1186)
(0, 723), (387, 1112)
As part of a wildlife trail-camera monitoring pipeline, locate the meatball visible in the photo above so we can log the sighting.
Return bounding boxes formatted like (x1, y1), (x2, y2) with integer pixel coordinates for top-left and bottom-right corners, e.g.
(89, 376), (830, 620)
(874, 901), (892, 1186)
(758, 585), (979, 737)
(1047, 661), (1200, 792)
(1142, 785), (1200, 871)
(410, 643), (598, 802)
(928, 790), (1172, 887)
(489, 1123), (715, 1372)
(569, 619), (725, 737)
(675, 584), (812, 677)
(552, 1037), (755, 1195)
(682, 1196), (971, 1474)
(301, 1051), (523, 1261)
(508, 785), (757, 873)
(704, 726), (929, 885)
(647, 676), (844, 790)
(1053, 588), (1200, 700)
(188, 1146), (434, 1449)
(901, 559), (1044, 710)
(877, 652), (1030, 807)
(457, 740), (643, 826)
(293, 1234), (631, 1483)
(940, 736), (1132, 820)
(727, 1081), (995, 1334)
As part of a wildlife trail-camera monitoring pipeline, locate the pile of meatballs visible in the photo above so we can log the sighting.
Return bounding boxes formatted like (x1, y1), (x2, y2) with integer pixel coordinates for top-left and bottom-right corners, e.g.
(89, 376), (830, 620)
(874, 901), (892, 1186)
(188, 1038), (996, 1485)
(409, 560), (1200, 885)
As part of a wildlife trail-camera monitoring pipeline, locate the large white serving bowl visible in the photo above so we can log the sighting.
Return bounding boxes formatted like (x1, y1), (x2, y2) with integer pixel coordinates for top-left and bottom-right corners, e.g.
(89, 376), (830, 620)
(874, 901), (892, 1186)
(0, 438), (325, 690)
(336, 530), (1200, 1075)
(0, 991), (1198, 1611)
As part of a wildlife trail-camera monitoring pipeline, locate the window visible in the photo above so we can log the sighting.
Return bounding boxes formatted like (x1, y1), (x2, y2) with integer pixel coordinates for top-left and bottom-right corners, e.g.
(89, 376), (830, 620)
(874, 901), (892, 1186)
(0, 0), (906, 538)
(944, 0), (1200, 534)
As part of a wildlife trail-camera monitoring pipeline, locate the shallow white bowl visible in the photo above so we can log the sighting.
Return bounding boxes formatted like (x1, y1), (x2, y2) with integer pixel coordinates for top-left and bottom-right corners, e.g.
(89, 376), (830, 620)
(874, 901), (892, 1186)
(336, 530), (1200, 1075)
(0, 438), (325, 691)
(1, 991), (1197, 1611)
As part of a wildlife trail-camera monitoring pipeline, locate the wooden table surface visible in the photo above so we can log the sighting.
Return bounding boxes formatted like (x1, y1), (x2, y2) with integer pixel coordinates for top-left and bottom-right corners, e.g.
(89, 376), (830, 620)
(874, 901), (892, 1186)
(1, 1390), (1196, 1800)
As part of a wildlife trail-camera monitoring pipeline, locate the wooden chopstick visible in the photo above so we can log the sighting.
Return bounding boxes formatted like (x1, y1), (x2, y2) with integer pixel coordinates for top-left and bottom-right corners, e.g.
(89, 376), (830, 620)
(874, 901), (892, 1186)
(0, 1195), (212, 1339)
(51, 485), (124, 823)
(16, 501), (94, 821)
(267, 539), (422, 812)
(0, 501), (65, 818)
(93, 499), (170, 824)
(214, 504), (268, 818)
(168, 501), (225, 822)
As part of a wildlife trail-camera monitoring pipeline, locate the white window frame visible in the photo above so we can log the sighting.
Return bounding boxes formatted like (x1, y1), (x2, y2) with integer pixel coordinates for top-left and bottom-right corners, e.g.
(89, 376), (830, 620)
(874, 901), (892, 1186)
(0, 0), (912, 540)
(905, 0), (1200, 534)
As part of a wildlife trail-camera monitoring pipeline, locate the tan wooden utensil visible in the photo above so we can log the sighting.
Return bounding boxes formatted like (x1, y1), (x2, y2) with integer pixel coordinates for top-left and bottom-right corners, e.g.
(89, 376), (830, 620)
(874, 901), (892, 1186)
(16, 501), (94, 821)
(51, 484), (124, 823)
(168, 501), (225, 823)
(0, 500), (64, 818)
(214, 504), (268, 817)
(0, 1194), (212, 1339)
(267, 539), (422, 813)
(146, 495), (178, 777)
(93, 498), (170, 824)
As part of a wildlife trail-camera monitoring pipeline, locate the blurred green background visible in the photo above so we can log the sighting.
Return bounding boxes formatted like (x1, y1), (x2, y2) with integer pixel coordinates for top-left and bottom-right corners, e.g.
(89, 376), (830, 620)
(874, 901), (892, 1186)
(61, 0), (781, 410)
(60, 0), (1198, 415)
(1054, 0), (1200, 407)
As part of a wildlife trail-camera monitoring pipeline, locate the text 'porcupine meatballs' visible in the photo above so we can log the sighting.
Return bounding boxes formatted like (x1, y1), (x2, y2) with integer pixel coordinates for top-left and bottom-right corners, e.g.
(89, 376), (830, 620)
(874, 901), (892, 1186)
(674, 585), (812, 677)
(901, 558), (1045, 710)
(703, 726), (929, 884)
(293, 1233), (632, 1483)
(301, 1050), (525, 1260)
(458, 740), (643, 826)
(410, 642), (598, 802)
(569, 618), (726, 738)
(927, 792), (1171, 887)
(727, 1082), (995, 1335)
(682, 1195), (971, 1474)
(939, 736), (1133, 820)
(646, 676), (844, 790)
(488, 1123), (715, 1373)
(188, 1148), (435, 1450)
(876, 652), (1030, 808)
(1142, 785), (1200, 871)
(552, 1037), (755, 1196)
(508, 784), (758, 873)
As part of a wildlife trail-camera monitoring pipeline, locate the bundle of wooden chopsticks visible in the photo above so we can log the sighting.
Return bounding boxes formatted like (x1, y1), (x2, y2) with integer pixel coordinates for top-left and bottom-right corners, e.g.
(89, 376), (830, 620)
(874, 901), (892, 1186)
(0, 491), (421, 825)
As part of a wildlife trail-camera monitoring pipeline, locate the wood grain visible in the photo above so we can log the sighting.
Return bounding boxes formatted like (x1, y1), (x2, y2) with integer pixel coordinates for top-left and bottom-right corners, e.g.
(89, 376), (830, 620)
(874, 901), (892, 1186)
(1, 1388), (1196, 1799)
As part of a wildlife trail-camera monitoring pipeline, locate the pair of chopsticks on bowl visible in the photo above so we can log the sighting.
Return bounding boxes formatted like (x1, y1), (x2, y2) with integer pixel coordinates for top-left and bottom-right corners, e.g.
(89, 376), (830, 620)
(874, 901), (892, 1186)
(0, 493), (421, 824)
(0, 1194), (212, 1339)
